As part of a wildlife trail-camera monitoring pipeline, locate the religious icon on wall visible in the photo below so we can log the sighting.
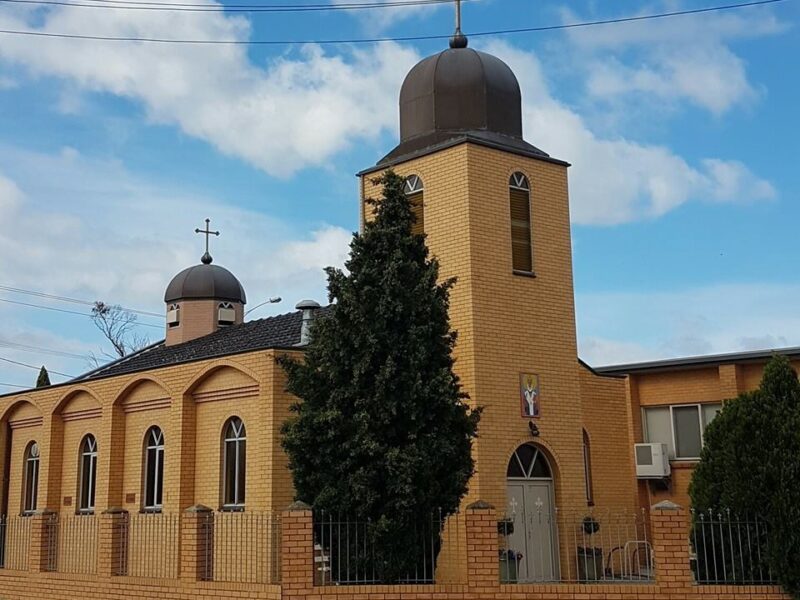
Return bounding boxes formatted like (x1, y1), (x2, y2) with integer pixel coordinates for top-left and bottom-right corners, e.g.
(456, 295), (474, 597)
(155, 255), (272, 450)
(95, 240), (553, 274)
(520, 373), (541, 418)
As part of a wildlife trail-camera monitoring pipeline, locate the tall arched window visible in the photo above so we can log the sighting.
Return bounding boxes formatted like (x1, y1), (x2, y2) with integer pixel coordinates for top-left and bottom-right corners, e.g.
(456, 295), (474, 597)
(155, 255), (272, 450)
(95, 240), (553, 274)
(582, 429), (594, 506)
(143, 427), (164, 511)
(222, 417), (246, 509)
(23, 441), (40, 515)
(404, 174), (424, 236)
(79, 435), (98, 513)
(509, 172), (533, 273)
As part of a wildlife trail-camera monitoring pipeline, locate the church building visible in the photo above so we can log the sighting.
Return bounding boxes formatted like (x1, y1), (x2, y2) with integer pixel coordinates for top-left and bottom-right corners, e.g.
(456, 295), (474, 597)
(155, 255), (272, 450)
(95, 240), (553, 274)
(0, 22), (795, 597)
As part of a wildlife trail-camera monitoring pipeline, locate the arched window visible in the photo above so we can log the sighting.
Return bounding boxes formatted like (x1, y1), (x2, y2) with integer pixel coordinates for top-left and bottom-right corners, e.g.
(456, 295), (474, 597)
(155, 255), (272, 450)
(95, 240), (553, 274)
(582, 429), (594, 506)
(509, 172), (533, 273)
(79, 435), (98, 513)
(222, 417), (246, 509)
(404, 174), (424, 236)
(143, 427), (164, 511)
(507, 443), (551, 479)
(23, 441), (40, 515)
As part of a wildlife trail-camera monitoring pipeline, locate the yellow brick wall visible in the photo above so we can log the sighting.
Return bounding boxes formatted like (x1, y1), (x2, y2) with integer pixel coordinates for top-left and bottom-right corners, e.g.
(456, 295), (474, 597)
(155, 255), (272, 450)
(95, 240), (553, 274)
(360, 142), (637, 520)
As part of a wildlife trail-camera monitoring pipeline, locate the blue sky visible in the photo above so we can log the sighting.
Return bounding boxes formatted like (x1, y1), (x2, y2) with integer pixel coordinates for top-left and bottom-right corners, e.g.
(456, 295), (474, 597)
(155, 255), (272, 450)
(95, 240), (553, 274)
(0, 0), (799, 389)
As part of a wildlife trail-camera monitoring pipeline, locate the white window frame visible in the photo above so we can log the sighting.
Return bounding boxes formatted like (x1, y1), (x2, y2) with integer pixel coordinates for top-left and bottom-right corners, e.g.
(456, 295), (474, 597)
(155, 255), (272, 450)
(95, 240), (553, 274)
(23, 442), (40, 516)
(222, 417), (246, 510)
(78, 435), (98, 514)
(143, 427), (164, 512)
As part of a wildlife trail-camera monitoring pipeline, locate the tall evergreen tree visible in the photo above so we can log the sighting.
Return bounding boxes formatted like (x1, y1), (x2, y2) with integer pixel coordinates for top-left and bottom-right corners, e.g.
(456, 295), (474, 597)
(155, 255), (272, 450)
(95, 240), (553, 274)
(690, 355), (800, 596)
(280, 170), (480, 581)
(36, 366), (51, 388)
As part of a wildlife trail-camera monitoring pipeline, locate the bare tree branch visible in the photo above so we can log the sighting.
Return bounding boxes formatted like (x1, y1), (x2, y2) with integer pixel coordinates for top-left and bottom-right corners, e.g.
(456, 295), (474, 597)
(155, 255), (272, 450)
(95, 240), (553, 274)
(91, 301), (150, 360)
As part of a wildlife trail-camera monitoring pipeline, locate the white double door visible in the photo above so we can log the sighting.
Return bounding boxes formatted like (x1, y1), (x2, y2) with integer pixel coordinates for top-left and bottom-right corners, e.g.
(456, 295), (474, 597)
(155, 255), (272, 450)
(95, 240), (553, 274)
(506, 480), (559, 582)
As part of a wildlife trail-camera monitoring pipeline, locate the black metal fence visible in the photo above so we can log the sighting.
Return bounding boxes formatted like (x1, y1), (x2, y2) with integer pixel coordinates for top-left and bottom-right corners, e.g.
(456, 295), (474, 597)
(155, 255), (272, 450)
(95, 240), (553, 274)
(120, 512), (180, 579)
(206, 512), (281, 584)
(498, 508), (654, 584)
(690, 509), (776, 585)
(313, 510), (463, 585)
(0, 515), (31, 571)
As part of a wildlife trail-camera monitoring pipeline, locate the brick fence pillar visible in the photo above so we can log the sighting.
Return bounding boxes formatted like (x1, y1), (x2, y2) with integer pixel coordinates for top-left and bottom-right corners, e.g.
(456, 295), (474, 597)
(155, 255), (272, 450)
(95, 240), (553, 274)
(97, 507), (128, 577)
(182, 505), (214, 582)
(466, 500), (500, 593)
(28, 510), (56, 573)
(281, 501), (314, 599)
(651, 500), (693, 596)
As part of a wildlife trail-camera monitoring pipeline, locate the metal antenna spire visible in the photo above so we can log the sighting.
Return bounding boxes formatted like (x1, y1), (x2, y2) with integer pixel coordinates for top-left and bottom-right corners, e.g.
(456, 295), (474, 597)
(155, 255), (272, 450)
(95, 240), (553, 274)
(195, 218), (220, 265)
(450, 0), (468, 48)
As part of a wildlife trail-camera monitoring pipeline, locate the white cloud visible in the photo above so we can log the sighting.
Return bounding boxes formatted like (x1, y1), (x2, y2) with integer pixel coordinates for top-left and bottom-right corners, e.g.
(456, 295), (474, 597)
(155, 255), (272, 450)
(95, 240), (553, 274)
(577, 283), (800, 367)
(483, 41), (775, 225)
(563, 5), (787, 115)
(0, 6), (419, 177)
(332, 0), (448, 32)
(0, 145), (350, 335)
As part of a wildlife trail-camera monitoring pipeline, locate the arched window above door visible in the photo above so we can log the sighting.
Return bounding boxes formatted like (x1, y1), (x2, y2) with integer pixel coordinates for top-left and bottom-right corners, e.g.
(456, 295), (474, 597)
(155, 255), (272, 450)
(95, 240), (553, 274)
(507, 443), (551, 479)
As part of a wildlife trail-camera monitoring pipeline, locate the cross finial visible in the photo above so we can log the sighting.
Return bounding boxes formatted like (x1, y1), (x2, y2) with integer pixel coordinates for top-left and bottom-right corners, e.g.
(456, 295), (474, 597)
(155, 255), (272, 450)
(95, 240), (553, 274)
(450, 0), (468, 49)
(194, 218), (220, 265)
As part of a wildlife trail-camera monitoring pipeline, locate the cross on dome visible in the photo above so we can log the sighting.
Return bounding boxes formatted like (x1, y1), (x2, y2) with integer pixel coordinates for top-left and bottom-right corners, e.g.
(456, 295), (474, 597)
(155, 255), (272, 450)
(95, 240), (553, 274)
(195, 218), (220, 265)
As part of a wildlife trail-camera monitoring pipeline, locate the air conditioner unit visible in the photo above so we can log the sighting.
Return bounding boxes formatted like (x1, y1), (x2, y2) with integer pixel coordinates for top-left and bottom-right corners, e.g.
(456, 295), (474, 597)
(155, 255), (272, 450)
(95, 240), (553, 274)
(166, 307), (180, 326)
(634, 443), (670, 479)
(218, 306), (236, 325)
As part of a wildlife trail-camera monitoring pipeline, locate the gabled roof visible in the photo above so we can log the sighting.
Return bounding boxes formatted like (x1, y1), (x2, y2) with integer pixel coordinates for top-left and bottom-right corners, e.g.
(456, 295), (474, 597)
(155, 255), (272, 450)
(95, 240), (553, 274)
(72, 308), (323, 383)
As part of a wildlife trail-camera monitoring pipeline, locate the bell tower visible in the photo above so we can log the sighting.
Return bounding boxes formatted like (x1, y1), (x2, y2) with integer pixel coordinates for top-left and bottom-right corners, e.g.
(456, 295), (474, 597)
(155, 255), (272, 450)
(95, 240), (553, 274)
(358, 24), (587, 511)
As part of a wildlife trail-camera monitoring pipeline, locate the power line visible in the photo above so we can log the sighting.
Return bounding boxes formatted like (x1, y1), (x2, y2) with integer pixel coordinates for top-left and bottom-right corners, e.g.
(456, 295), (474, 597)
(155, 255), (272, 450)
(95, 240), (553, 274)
(0, 0), (789, 44)
(0, 297), (164, 329)
(0, 284), (163, 318)
(0, 338), (89, 360)
(0, 355), (75, 378)
(0, 0), (466, 12)
(0, 382), (29, 389)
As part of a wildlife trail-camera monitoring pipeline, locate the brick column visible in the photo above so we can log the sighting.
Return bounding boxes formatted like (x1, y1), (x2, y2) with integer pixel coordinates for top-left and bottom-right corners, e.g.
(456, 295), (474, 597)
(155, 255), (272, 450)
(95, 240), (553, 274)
(281, 501), (314, 598)
(651, 500), (693, 595)
(181, 505), (213, 582)
(466, 500), (500, 592)
(97, 507), (128, 577)
(28, 510), (56, 574)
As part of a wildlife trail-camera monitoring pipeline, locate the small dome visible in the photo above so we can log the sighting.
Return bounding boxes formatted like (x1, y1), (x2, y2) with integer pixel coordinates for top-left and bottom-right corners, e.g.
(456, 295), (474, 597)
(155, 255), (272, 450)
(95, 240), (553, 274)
(164, 263), (246, 304)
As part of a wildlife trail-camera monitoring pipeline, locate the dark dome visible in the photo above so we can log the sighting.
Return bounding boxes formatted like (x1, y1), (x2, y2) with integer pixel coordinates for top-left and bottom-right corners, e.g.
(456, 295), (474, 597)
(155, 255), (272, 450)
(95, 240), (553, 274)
(372, 41), (549, 166)
(400, 46), (522, 142)
(164, 263), (246, 304)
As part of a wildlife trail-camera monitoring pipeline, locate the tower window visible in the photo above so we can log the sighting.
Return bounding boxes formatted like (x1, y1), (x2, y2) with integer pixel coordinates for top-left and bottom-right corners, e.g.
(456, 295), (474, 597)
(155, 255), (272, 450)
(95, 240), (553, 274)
(167, 303), (180, 327)
(143, 426), (164, 511)
(404, 174), (424, 236)
(23, 441), (40, 515)
(509, 172), (533, 273)
(222, 417), (246, 509)
(582, 429), (594, 506)
(79, 434), (98, 513)
(218, 302), (236, 326)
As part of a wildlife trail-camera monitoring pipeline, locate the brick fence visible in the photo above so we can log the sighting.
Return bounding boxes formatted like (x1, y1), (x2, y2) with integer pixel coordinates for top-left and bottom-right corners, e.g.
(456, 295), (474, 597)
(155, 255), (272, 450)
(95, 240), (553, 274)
(0, 501), (789, 600)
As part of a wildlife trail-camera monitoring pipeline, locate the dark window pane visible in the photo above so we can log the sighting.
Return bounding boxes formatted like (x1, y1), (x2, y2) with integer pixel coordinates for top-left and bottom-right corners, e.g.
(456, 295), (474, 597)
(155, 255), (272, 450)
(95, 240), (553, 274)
(225, 440), (236, 504)
(507, 454), (525, 478)
(515, 444), (536, 474)
(155, 449), (164, 507)
(81, 454), (91, 509)
(530, 453), (551, 478)
(145, 448), (157, 507)
(238, 441), (246, 505)
(673, 406), (702, 458)
(89, 455), (97, 509)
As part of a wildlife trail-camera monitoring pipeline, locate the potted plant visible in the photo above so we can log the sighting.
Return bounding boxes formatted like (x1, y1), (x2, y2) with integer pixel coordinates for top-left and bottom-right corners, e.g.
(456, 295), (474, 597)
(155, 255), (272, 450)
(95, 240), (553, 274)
(577, 516), (603, 581)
